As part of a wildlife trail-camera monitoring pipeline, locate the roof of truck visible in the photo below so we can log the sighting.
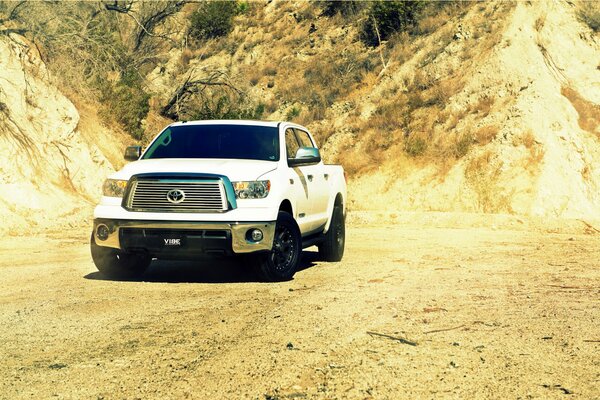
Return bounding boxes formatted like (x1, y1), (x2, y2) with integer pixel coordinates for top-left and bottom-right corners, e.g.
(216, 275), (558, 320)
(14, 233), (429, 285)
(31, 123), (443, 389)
(169, 120), (282, 128)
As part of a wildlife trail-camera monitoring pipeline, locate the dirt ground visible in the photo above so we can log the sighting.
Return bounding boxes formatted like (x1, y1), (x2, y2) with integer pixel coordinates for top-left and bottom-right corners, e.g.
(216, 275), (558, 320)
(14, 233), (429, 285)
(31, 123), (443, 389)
(0, 212), (598, 399)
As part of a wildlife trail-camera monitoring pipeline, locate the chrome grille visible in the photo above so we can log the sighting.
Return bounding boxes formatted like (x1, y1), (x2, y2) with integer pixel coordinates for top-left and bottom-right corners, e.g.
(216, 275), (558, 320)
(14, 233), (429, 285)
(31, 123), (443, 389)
(126, 179), (227, 212)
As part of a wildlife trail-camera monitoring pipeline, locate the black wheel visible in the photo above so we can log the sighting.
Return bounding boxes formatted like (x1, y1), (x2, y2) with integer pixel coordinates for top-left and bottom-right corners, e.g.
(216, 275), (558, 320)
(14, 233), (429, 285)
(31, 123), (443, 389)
(90, 233), (150, 279)
(318, 205), (345, 262)
(254, 211), (301, 282)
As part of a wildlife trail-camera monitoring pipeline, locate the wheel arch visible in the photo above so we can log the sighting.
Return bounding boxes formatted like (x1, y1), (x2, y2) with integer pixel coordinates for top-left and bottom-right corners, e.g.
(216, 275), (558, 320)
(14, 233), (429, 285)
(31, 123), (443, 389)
(279, 199), (294, 216)
(323, 192), (345, 233)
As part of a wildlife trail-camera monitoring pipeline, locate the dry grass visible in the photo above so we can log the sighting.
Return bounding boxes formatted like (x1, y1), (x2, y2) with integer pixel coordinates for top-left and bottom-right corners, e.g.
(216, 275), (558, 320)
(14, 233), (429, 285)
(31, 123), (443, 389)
(525, 145), (545, 173)
(469, 95), (495, 117)
(262, 63), (278, 76)
(474, 125), (499, 145)
(465, 150), (512, 213)
(521, 129), (536, 149)
(511, 130), (545, 174)
(561, 86), (600, 136)
(179, 48), (194, 70)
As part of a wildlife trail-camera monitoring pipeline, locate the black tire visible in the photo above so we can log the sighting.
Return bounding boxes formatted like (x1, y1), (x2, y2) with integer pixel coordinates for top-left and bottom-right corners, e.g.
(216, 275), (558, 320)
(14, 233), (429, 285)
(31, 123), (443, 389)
(253, 211), (301, 282)
(90, 233), (151, 279)
(318, 205), (345, 262)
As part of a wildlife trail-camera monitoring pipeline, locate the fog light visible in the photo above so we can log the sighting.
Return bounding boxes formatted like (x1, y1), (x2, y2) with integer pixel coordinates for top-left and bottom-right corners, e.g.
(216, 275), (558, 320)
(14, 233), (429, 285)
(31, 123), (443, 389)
(96, 224), (109, 241)
(248, 228), (263, 242)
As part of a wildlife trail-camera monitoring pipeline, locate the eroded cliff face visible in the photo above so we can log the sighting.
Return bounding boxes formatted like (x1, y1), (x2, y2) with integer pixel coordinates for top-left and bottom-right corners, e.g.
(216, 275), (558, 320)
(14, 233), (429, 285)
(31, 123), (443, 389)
(349, 1), (600, 220)
(0, 34), (114, 234)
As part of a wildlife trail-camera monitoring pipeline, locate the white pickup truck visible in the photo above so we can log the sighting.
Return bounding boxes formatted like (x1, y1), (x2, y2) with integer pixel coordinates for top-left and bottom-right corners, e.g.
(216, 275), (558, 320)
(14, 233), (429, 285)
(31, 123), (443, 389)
(91, 120), (346, 281)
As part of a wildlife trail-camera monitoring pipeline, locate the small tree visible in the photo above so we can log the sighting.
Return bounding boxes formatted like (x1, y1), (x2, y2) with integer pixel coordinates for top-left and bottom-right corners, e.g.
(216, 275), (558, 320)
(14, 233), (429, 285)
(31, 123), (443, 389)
(189, 1), (238, 40)
(319, 1), (364, 18)
(99, 68), (150, 139)
(360, 1), (424, 47)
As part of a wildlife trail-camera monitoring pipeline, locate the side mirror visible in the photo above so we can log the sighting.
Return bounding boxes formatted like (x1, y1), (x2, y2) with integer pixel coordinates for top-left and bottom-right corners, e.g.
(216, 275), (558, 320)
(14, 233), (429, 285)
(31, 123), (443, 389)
(288, 147), (321, 167)
(124, 146), (142, 161)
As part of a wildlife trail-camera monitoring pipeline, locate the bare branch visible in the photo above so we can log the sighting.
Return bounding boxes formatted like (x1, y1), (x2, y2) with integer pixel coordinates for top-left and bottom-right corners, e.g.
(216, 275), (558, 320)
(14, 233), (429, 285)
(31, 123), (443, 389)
(103, 0), (134, 14)
(133, 1), (186, 51)
(8, 1), (27, 20)
(161, 69), (242, 119)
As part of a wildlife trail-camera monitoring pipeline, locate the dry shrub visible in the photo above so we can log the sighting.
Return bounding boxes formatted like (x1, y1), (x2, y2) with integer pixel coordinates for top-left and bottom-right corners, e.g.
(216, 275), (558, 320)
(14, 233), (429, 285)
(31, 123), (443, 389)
(534, 14), (546, 32)
(404, 132), (428, 157)
(417, 14), (448, 35)
(470, 95), (495, 117)
(363, 128), (397, 155)
(339, 144), (373, 176)
(180, 48), (194, 69)
(454, 132), (473, 158)
(428, 79), (459, 107)
(525, 145), (545, 173)
(431, 130), (473, 160)
(465, 150), (511, 213)
(561, 86), (600, 136)
(474, 125), (498, 145)
(249, 72), (260, 86)
(412, 70), (434, 91)
(387, 31), (412, 64)
(263, 63), (278, 76)
(521, 129), (536, 149)
(582, 164), (591, 181)
(366, 100), (409, 133)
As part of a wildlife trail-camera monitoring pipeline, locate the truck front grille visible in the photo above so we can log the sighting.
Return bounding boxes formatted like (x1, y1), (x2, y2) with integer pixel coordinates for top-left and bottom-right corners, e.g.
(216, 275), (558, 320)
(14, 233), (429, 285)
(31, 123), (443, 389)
(125, 179), (228, 212)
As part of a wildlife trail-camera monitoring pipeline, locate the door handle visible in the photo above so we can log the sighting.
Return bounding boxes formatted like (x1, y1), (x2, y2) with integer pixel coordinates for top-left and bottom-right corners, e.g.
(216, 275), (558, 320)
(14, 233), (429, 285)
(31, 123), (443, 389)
(324, 173), (329, 180)
(307, 174), (313, 182)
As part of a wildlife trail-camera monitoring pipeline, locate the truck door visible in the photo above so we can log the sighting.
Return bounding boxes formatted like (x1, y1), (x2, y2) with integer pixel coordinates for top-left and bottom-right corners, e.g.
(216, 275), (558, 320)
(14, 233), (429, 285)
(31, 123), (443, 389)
(292, 128), (330, 232)
(284, 128), (313, 233)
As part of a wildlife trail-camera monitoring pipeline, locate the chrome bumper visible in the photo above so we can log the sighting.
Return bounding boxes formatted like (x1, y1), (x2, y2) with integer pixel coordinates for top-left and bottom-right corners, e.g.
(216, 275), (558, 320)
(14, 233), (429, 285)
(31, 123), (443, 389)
(93, 219), (276, 254)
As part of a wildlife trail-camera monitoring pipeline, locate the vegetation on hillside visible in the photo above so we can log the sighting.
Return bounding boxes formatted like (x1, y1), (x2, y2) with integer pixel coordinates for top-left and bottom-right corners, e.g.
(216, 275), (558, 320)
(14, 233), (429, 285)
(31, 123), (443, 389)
(0, 0), (514, 175)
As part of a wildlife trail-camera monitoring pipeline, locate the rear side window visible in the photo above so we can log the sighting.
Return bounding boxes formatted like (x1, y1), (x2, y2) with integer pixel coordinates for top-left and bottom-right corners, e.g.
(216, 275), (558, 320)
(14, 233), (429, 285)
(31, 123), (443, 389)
(285, 128), (300, 159)
(295, 129), (314, 148)
(143, 124), (280, 161)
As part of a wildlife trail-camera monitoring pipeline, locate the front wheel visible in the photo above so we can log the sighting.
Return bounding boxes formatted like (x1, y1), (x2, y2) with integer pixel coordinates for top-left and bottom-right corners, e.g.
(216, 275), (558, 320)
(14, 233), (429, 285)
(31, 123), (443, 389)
(253, 212), (301, 282)
(90, 234), (151, 279)
(318, 205), (345, 262)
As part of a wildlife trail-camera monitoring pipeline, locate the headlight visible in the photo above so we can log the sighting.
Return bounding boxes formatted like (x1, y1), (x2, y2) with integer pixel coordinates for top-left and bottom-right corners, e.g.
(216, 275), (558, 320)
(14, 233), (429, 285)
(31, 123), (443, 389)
(232, 180), (270, 199)
(102, 179), (128, 197)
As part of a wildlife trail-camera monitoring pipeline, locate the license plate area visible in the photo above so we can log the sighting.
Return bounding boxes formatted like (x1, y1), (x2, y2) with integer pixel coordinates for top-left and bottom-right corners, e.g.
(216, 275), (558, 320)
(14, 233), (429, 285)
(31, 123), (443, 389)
(162, 236), (185, 247)
(120, 228), (232, 256)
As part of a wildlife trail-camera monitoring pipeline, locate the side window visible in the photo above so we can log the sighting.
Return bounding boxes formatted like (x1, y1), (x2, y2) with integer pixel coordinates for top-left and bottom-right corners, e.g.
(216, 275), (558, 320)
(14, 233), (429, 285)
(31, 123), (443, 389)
(294, 129), (314, 148)
(285, 128), (300, 159)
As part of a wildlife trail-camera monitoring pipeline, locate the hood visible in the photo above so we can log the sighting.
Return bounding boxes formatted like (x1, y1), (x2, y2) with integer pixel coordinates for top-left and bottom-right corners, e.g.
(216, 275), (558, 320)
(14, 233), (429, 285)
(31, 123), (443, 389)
(111, 158), (278, 181)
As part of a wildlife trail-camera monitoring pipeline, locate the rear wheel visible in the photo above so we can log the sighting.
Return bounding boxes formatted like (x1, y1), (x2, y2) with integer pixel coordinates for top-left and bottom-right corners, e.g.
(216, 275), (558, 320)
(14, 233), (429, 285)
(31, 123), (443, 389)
(90, 234), (151, 279)
(318, 205), (345, 262)
(253, 212), (301, 282)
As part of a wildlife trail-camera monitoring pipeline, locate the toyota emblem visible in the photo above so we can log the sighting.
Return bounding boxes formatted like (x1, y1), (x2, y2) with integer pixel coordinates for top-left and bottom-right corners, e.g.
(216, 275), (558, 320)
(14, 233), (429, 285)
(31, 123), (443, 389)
(166, 189), (185, 204)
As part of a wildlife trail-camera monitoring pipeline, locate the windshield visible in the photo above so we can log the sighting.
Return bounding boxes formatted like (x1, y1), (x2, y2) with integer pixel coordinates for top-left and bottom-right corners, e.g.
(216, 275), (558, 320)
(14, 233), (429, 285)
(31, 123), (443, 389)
(142, 124), (280, 161)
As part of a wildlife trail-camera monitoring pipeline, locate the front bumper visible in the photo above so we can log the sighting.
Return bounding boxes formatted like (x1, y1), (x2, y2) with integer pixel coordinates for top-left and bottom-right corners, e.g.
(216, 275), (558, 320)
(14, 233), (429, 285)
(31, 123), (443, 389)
(93, 218), (276, 255)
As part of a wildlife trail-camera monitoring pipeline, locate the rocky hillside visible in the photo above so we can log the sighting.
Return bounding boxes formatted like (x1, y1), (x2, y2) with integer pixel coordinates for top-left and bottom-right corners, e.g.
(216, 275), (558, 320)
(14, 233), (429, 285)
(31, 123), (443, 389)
(0, 0), (599, 234)
(0, 33), (120, 234)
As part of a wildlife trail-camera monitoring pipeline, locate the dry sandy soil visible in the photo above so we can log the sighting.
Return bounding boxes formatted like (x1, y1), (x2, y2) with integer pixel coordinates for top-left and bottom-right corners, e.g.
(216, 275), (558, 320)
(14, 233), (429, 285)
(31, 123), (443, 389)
(0, 212), (599, 399)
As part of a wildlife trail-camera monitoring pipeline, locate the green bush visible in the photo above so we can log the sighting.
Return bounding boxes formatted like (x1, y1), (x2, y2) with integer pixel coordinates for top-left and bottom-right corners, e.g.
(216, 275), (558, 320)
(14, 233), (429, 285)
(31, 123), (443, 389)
(189, 1), (239, 40)
(319, 1), (364, 17)
(286, 106), (301, 121)
(360, 1), (424, 47)
(98, 69), (150, 140)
